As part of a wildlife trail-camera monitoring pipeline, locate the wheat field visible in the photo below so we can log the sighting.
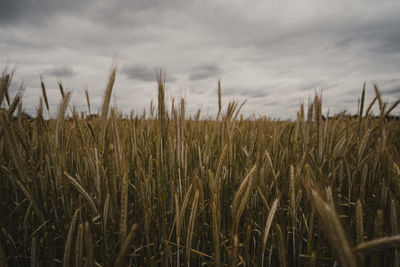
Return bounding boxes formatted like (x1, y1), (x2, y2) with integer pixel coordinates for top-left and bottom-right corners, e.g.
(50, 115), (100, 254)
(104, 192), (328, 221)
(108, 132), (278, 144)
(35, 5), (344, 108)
(1, 66), (400, 266)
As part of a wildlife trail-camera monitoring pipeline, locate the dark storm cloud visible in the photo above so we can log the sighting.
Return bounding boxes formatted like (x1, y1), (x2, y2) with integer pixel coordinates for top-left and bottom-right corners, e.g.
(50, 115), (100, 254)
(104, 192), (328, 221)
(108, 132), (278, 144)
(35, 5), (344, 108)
(324, 16), (400, 56)
(44, 66), (75, 78)
(189, 64), (220, 81)
(0, 0), (90, 24)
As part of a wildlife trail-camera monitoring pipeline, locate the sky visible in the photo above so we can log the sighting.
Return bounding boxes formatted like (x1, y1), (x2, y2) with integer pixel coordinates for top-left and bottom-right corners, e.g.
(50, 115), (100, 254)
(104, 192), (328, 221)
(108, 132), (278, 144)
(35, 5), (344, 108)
(1, 0), (400, 119)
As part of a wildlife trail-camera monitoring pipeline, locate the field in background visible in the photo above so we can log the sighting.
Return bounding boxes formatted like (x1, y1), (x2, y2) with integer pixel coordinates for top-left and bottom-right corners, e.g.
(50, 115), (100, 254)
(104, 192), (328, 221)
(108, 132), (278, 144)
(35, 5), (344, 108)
(1, 66), (400, 266)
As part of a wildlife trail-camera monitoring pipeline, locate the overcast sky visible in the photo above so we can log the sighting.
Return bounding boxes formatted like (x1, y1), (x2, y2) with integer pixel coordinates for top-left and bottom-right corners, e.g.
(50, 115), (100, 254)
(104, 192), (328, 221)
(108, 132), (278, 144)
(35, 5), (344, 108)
(1, 0), (400, 119)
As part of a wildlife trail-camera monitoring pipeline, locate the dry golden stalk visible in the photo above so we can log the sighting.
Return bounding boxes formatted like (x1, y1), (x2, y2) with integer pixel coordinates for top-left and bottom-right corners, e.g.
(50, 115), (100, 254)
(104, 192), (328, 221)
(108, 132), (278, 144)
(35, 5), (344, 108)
(232, 166), (257, 228)
(309, 188), (357, 267)
(217, 80), (222, 120)
(30, 237), (36, 267)
(103, 193), (110, 235)
(40, 76), (49, 111)
(57, 79), (65, 98)
(174, 193), (181, 267)
(157, 69), (167, 143)
(115, 223), (139, 267)
(1, 114), (44, 222)
(63, 207), (81, 267)
(384, 99), (400, 118)
(178, 183), (194, 227)
(231, 234), (239, 267)
(261, 198), (279, 267)
(309, 252), (316, 267)
(64, 172), (98, 216)
(276, 223), (287, 267)
(358, 129), (371, 166)
(55, 90), (71, 148)
(314, 94), (323, 162)
(359, 165), (368, 204)
(120, 174), (128, 245)
(374, 209), (384, 238)
(101, 66), (117, 122)
(210, 198), (220, 267)
(8, 83), (24, 118)
(106, 142), (119, 223)
(0, 73), (10, 106)
(208, 147), (227, 267)
(186, 190), (199, 265)
(374, 84), (383, 112)
(289, 165), (296, 230)
(307, 208), (315, 257)
(84, 222), (94, 267)
(166, 240), (215, 260)
(354, 235), (400, 254)
(1, 113), (28, 180)
(75, 223), (83, 267)
(94, 148), (101, 206)
(85, 87), (91, 115)
(231, 165), (257, 266)
(391, 199), (399, 235)
(357, 83), (366, 138)
(356, 200), (364, 245)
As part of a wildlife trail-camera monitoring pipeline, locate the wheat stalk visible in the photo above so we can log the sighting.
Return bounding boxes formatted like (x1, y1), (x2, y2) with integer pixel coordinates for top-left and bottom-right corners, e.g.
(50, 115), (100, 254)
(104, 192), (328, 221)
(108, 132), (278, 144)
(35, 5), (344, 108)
(309, 188), (357, 267)
(355, 235), (400, 253)
(84, 221), (94, 267)
(64, 172), (98, 216)
(40, 76), (49, 111)
(261, 198), (279, 267)
(63, 207), (81, 267)
(115, 223), (139, 267)
(356, 200), (364, 244)
(186, 190), (199, 266)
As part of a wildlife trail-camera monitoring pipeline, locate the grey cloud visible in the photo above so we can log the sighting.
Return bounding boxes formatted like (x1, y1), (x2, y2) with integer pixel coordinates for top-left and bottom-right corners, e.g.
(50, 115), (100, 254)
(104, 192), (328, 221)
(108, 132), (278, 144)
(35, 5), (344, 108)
(0, 0), (91, 25)
(44, 66), (75, 78)
(189, 64), (220, 81)
(377, 30), (400, 54)
(334, 37), (353, 50)
(332, 20), (400, 56)
(7, 80), (24, 96)
(241, 89), (269, 98)
(297, 81), (322, 92)
(222, 86), (268, 98)
(223, 87), (243, 96)
(264, 100), (279, 106)
(122, 65), (158, 82)
(381, 78), (400, 86)
(1, 0), (400, 120)
(248, 91), (268, 98)
(87, 0), (188, 28)
(122, 65), (176, 82)
(385, 86), (400, 96)
(297, 82), (338, 92)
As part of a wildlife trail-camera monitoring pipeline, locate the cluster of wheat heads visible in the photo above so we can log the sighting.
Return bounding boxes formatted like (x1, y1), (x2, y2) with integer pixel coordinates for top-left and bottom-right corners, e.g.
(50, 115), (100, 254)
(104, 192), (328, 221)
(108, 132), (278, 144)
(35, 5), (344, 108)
(0, 66), (400, 266)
